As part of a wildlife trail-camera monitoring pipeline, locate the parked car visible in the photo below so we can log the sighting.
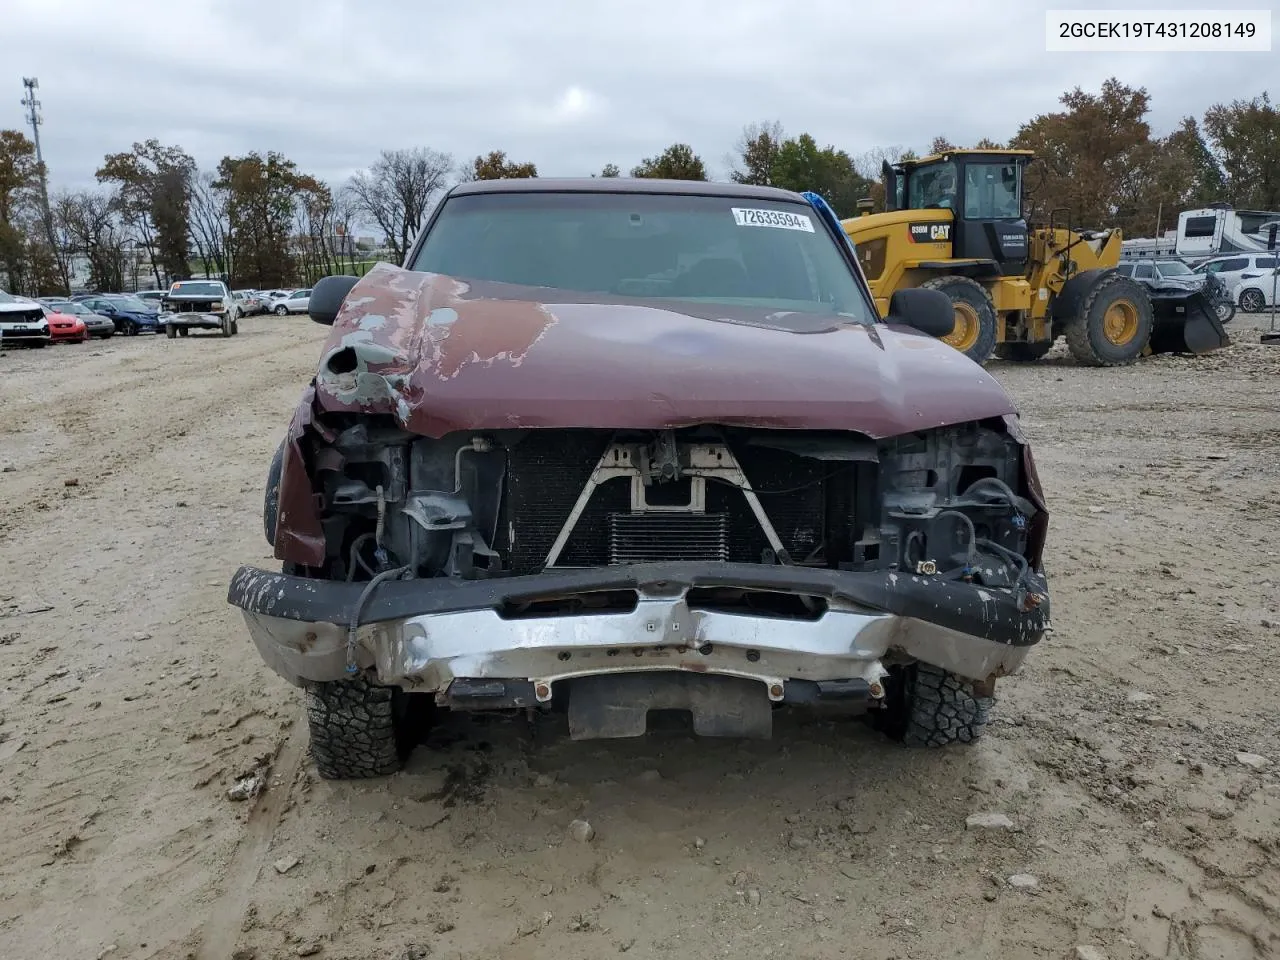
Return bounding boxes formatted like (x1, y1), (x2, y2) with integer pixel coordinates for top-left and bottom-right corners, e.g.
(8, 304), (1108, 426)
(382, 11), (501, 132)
(1233, 264), (1280, 312)
(0, 289), (51, 347)
(268, 288), (312, 315)
(41, 305), (89, 343)
(227, 178), (1052, 780)
(1115, 257), (1234, 328)
(160, 279), (240, 337)
(72, 294), (163, 335)
(1192, 253), (1279, 294)
(1114, 258), (1206, 296)
(42, 300), (114, 339)
(135, 290), (167, 310)
(233, 290), (266, 315)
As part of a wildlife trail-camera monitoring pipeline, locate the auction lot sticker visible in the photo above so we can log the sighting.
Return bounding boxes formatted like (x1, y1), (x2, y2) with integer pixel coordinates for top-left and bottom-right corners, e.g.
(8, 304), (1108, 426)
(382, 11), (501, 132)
(732, 208), (815, 232)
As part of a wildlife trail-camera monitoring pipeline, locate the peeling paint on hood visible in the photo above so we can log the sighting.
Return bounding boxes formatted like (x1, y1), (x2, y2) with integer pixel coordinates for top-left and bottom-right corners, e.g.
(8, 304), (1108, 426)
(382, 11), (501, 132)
(309, 262), (1019, 440)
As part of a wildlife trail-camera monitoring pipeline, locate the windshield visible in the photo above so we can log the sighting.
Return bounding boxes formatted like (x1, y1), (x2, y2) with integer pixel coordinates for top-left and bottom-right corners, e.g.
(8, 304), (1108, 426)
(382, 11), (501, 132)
(170, 282), (224, 297)
(112, 296), (149, 311)
(411, 191), (875, 320)
(49, 301), (86, 315)
(0, 290), (15, 304)
(1156, 261), (1192, 276)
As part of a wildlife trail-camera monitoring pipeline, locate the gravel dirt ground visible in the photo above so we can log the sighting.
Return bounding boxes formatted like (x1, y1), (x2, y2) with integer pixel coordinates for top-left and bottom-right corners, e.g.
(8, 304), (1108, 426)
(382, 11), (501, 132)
(1, 314), (1278, 960)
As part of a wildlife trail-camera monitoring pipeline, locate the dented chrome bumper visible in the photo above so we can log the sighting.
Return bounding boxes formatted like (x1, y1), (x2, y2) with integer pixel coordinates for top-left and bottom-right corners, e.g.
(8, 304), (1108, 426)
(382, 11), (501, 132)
(227, 562), (1049, 707)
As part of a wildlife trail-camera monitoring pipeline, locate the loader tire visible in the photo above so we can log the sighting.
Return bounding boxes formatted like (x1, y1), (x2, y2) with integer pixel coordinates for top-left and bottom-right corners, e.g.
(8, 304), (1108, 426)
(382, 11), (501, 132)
(921, 275), (998, 365)
(1064, 273), (1152, 367)
(875, 662), (993, 747)
(994, 340), (1053, 362)
(305, 675), (411, 779)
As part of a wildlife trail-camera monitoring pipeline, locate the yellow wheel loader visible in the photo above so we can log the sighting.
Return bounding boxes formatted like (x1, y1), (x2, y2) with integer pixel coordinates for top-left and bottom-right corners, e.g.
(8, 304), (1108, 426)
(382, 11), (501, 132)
(840, 149), (1229, 366)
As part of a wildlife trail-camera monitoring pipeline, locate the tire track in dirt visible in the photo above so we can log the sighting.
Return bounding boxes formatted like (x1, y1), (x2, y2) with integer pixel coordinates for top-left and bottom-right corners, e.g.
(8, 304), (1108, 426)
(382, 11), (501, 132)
(195, 713), (309, 960)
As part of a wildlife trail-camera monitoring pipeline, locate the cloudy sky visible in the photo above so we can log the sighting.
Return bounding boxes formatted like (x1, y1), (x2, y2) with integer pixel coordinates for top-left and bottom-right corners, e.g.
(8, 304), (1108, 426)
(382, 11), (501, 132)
(5, 0), (1273, 193)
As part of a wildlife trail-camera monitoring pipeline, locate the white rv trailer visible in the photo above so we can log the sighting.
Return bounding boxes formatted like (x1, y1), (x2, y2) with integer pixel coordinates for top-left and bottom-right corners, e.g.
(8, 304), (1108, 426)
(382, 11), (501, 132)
(1174, 205), (1280, 258)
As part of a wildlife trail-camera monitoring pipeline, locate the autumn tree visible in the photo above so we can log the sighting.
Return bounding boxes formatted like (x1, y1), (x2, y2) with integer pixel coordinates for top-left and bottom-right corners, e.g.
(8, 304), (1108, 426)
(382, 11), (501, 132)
(1011, 78), (1161, 234)
(472, 150), (537, 180)
(598, 163), (621, 177)
(1203, 92), (1280, 210)
(215, 151), (321, 287)
(729, 121), (785, 186)
(96, 139), (195, 285)
(631, 143), (707, 180)
(348, 147), (455, 263)
(929, 136), (956, 154)
(0, 130), (44, 291)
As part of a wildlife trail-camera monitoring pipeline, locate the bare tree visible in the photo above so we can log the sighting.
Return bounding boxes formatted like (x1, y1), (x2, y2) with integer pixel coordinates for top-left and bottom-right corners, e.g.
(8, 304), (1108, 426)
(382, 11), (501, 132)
(348, 148), (455, 263)
(852, 145), (909, 182)
(189, 170), (230, 280)
(53, 189), (128, 291)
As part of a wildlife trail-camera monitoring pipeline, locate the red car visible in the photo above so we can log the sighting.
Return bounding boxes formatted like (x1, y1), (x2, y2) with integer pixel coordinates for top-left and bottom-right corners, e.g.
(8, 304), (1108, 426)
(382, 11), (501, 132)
(43, 307), (89, 343)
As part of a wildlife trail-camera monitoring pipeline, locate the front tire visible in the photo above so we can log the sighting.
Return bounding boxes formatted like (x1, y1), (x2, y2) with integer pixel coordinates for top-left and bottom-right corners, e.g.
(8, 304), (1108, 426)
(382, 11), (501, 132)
(920, 276), (999, 365)
(305, 675), (410, 779)
(1064, 272), (1153, 366)
(877, 662), (993, 747)
(1239, 288), (1265, 313)
(123, 319), (138, 336)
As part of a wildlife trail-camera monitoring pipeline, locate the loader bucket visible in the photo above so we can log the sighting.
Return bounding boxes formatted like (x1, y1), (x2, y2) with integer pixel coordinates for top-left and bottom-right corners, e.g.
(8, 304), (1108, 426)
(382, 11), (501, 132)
(1147, 291), (1230, 355)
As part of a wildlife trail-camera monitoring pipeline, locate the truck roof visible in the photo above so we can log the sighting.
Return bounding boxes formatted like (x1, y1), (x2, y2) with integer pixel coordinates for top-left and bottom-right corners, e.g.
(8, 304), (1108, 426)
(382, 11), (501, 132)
(449, 177), (807, 203)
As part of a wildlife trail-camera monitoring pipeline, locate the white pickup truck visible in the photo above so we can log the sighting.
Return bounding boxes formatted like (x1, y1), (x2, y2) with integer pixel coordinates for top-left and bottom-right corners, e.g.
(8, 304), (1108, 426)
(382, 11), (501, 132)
(159, 280), (240, 338)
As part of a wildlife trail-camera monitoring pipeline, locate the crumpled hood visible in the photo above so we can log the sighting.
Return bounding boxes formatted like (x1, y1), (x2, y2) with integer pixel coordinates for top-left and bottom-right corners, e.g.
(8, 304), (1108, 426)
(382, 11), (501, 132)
(311, 263), (1018, 440)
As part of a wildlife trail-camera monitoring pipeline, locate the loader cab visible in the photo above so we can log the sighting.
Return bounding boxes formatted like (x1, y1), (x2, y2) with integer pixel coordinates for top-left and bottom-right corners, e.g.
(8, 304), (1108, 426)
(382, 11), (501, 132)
(882, 150), (1033, 276)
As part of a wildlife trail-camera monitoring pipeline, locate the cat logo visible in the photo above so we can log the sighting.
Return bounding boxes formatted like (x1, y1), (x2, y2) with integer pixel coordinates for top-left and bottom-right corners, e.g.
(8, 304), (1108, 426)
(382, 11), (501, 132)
(908, 222), (952, 243)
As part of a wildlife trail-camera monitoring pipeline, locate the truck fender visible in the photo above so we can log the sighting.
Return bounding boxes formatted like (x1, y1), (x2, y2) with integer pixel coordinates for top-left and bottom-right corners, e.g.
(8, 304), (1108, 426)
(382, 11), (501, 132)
(264, 440), (284, 546)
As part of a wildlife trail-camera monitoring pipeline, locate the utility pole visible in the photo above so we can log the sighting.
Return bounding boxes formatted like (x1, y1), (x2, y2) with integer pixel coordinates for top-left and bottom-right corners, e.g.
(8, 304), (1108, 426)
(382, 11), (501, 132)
(21, 78), (56, 250)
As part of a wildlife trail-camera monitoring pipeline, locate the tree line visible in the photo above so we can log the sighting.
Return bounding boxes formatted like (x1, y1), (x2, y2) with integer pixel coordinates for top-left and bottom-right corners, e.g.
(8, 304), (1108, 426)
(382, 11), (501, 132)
(0, 78), (1274, 296)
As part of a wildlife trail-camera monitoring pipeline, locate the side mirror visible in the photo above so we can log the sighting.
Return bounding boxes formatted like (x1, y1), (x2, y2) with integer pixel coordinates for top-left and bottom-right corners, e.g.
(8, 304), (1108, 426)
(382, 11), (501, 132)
(307, 275), (360, 326)
(887, 288), (956, 338)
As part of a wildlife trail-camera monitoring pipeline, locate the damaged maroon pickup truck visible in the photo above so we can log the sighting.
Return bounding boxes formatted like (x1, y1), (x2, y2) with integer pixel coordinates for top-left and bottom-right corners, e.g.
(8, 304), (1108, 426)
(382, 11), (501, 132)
(227, 178), (1050, 779)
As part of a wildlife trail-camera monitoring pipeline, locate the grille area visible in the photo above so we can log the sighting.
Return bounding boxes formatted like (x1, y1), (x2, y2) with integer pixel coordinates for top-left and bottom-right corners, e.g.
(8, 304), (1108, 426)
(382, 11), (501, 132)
(608, 512), (730, 564)
(501, 430), (834, 574)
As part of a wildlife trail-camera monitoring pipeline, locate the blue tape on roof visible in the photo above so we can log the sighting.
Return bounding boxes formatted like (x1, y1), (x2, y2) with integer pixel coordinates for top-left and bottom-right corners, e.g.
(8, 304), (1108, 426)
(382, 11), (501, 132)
(802, 191), (857, 254)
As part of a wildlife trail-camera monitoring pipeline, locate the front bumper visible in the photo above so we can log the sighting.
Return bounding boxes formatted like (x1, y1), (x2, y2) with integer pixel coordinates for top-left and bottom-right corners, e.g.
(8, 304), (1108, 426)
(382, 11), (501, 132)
(164, 312), (226, 329)
(227, 561), (1050, 705)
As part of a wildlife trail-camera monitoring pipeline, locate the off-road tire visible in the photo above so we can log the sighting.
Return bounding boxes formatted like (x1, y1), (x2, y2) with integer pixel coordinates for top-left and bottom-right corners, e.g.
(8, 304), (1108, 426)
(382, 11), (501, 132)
(920, 275), (999, 365)
(1239, 288), (1265, 313)
(1064, 273), (1153, 366)
(994, 340), (1053, 362)
(876, 662), (993, 747)
(165, 323), (176, 339)
(305, 675), (408, 779)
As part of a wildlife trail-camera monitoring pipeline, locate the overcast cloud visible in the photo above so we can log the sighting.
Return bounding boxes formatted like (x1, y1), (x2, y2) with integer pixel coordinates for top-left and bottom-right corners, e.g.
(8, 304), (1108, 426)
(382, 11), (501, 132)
(6, 0), (1273, 192)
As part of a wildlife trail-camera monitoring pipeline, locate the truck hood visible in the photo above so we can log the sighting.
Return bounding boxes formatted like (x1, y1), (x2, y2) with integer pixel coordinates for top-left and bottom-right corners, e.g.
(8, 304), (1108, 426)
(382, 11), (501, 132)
(311, 263), (1018, 440)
